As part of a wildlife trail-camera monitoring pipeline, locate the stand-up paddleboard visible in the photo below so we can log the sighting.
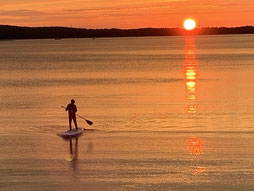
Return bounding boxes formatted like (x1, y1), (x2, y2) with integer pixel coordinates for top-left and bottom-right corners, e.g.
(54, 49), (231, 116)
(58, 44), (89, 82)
(58, 128), (84, 139)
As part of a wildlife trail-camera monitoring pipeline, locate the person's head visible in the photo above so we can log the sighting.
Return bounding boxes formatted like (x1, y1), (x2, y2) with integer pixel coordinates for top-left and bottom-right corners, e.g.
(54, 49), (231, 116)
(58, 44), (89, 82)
(71, 99), (75, 104)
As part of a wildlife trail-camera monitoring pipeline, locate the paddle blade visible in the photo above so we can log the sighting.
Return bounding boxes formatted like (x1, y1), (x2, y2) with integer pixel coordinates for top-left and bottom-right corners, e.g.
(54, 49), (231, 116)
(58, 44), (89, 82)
(86, 120), (93, 126)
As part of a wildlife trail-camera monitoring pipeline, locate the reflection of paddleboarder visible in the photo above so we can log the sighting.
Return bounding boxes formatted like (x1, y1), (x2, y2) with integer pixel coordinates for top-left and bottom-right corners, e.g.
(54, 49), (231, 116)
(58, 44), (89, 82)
(65, 99), (78, 130)
(65, 138), (79, 176)
(69, 137), (78, 161)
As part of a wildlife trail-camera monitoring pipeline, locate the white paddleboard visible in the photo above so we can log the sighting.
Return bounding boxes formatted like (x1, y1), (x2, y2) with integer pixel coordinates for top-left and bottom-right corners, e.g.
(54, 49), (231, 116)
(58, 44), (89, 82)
(59, 128), (84, 139)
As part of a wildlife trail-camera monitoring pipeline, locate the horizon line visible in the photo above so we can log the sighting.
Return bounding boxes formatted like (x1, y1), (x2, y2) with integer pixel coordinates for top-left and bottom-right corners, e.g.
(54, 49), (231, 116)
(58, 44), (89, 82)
(1, 24), (254, 30)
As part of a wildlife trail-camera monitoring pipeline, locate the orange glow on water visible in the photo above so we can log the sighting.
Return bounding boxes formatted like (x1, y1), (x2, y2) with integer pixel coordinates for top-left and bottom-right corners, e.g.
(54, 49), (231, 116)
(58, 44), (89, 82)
(185, 69), (196, 80)
(183, 37), (198, 113)
(194, 166), (207, 175)
(187, 105), (197, 114)
(186, 137), (205, 156)
(186, 81), (196, 93)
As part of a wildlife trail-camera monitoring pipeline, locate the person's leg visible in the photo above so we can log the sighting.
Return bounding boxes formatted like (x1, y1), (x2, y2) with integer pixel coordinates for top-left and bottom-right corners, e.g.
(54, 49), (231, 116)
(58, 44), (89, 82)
(69, 117), (72, 130)
(73, 116), (78, 130)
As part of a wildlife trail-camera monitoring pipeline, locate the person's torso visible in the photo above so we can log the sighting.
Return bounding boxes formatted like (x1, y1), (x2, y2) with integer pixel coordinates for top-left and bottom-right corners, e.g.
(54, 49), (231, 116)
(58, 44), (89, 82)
(67, 104), (77, 114)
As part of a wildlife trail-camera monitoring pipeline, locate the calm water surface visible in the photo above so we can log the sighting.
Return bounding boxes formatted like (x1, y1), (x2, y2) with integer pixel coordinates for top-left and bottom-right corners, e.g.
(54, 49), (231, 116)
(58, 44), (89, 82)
(0, 35), (254, 190)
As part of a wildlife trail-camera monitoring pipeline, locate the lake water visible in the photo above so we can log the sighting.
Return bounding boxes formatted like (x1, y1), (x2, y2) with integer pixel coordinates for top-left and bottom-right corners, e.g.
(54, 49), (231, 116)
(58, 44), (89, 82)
(0, 35), (254, 191)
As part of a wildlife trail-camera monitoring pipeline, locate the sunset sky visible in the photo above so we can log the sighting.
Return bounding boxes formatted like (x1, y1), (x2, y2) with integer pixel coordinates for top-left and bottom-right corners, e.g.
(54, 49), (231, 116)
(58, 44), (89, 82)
(0, 0), (253, 28)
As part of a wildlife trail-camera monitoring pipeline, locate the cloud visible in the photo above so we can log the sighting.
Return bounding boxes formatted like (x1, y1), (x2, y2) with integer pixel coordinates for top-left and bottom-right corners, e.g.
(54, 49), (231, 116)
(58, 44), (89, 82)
(0, 9), (44, 17)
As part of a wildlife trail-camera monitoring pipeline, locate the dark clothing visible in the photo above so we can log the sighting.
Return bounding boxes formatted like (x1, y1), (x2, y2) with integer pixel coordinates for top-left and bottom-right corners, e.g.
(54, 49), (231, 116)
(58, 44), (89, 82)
(66, 103), (78, 130)
(66, 103), (77, 116)
(69, 115), (78, 130)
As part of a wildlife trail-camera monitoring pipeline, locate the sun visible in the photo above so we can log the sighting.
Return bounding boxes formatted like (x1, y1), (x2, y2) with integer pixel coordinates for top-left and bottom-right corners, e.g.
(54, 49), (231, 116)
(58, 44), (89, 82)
(184, 19), (196, 30)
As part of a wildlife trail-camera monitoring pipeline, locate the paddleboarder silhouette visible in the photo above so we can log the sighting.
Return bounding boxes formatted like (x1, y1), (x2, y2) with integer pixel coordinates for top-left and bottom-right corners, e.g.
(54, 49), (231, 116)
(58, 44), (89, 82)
(65, 99), (78, 130)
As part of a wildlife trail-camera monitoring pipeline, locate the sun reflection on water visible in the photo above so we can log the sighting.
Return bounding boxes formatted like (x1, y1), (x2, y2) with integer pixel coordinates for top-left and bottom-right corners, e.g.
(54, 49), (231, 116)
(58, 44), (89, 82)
(183, 37), (198, 112)
(186, 137), (205, 156)
(183, 37), (207, 175)
(194, 166), (207, 175)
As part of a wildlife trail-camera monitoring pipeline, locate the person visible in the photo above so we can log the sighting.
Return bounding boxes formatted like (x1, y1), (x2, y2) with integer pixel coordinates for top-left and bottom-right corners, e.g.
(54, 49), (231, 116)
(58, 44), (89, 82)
(66, 99), (78, 130)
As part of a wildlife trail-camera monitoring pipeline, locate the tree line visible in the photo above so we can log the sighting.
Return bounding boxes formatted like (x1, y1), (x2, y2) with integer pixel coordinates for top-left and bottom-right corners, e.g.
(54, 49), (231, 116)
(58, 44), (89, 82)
(0, 25), (253, 39)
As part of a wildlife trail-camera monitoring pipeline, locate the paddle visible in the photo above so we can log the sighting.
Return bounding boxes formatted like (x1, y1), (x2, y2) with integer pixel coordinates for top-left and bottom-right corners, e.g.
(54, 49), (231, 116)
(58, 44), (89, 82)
(61, 106), (93, 126)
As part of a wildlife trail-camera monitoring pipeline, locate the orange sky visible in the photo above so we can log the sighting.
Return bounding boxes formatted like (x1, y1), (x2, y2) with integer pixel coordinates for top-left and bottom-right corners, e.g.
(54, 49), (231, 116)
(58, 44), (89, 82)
(0, 0), (253, 28)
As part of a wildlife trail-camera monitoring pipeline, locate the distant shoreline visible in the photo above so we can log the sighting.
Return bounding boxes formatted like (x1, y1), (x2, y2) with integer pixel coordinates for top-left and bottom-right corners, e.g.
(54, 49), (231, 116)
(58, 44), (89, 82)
(0, 25), (254, 40)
